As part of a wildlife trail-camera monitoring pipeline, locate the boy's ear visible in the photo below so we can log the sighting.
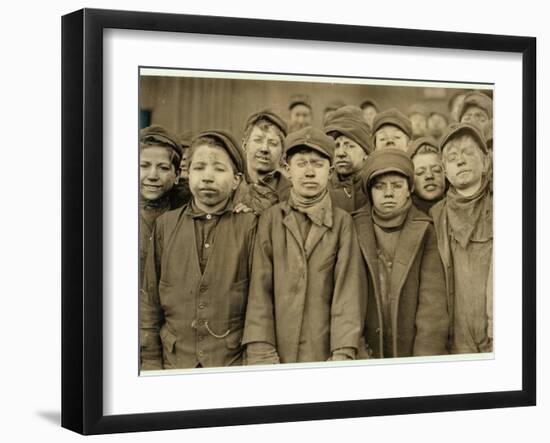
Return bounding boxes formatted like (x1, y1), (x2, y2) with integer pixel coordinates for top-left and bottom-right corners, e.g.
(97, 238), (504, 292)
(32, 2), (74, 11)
(232, 172), (243, 190)
(328, 164), (335, 177)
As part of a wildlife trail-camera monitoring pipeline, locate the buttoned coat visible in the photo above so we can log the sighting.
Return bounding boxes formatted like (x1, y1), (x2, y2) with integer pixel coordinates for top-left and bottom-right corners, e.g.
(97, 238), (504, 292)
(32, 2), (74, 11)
(242, 201), (367, 363)
(140, 204), (257, 370)
(353, 204), (449, 358)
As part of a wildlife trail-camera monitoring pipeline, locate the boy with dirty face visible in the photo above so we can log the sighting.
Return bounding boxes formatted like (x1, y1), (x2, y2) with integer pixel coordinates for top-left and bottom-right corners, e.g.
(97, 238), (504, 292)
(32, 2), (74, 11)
(140, 130), (257, 370)
(243, 126), (366, 365)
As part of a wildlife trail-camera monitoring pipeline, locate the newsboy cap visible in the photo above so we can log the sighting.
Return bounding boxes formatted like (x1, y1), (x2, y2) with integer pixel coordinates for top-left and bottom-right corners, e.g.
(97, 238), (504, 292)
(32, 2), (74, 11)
(178, 130), (193, 149)
(289, 94), (312, 110)
(324, 99), (346, 113)
(439, 122), (488, 155)
(192, 129), (246, 174)
(284, 126), (335, 163)
(372, 108), (413, 139)
(243, 108), (288, 137)
(458, 91), (493, 122)
(140, 125), (183, 161)
(407, 136), (440, 159)
(324, 105), (373, 154)
(364, 148), (415, 191)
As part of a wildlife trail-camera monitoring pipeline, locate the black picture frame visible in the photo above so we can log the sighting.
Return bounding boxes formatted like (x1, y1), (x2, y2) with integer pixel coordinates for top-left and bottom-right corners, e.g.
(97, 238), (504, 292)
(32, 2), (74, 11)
(61, 8), (537, 435)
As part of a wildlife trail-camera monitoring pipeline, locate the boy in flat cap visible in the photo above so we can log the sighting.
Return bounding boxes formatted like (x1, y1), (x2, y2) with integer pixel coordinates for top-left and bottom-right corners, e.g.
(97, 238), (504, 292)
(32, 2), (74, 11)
(458, 91), (493, 131)
(139, 125), (184, 284)
(324, 105), (373, 213)
(408, 136), (447, 215)
(234, 109), (291, 214)
(288, 94), (313, 133)
(243, 126), (367, 364)
(372, 108), (412, 152)
(140, 130), (257, 370)
(359, 99), (380, 128)
(430, 123), (493, 354)
(353, 149), (448, 358)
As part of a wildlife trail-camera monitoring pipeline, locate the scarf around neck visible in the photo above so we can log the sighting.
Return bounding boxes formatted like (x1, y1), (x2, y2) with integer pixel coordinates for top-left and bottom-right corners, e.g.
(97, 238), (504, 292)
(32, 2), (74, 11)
(289, 188), (333, 228)
(372, 197), (412, 230)
(446, 175), (490, 248)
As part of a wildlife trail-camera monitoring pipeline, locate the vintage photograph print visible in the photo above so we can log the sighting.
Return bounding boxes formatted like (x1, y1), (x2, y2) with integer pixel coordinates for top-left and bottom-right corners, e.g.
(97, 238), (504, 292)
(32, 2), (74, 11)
(138, 68), (494, 375)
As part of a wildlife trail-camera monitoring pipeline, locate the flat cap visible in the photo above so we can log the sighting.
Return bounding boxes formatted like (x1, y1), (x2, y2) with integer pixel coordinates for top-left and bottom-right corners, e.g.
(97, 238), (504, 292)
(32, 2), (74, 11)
(284, 126), (335, 163)
(178, 130), (193, 149)
(372, 108), (413, 139)
(324, 105), (373, 154)
(483, 119), (493, 150)
(458, 91), (493, 121)
(324, 99), (346, 113)
(439, 122), (488, 155)
(140, 125), (183, 160)
(407, 136), (440, 158)
(364, 148), (415, 191)
(192, 129), (246, 174)
(243, 108), (288, 137)
(289, 93), (312, 110)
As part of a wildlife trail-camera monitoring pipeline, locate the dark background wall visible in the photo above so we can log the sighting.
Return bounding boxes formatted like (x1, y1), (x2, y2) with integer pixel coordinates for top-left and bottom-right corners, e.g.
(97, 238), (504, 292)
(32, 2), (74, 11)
(139, 74), (489, 139)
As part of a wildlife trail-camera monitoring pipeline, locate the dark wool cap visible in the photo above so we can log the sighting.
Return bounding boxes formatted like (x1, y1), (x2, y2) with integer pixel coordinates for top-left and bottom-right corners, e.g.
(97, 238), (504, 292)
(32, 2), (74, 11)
(324, 105), (373, 154)
(364, 148), (415, 191)
(458, 91), (493, 121)
(140, 125), (183, 161)
(407, 136), (441, 158)
(289, 93), (312, 110)
(439, 122), (488, 155)
(359, 98), (380, 111)
(284, 126), (335, 163)
(192, 129), (247, 174)
(243, 108), (288, 137)
(372, 108), (413, 139)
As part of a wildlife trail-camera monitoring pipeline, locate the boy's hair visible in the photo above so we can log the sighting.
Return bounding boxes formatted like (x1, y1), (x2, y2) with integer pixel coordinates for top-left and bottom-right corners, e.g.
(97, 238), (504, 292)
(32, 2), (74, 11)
(140, 139), (181, 172)
(326, 130), (342, 140)
(285, 146), (331, 165)
(243, 118), (285, 148)
(368, 170), (411, 201)
(188, 135), (238, 173)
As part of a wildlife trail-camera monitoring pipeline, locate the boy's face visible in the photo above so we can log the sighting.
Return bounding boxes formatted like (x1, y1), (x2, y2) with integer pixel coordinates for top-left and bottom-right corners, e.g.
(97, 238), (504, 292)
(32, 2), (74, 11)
(374, 124), (410, 151)
(289, 104), (312, 130)
(362, 105), (377, 126)
(188, 144), (241, 209)
(244, 124), (283, 176)
(427, 114), (448, 138)
(140, 145), (178, 201)
(460, 105), (489, 129)
(334, 135), (367, 177)
(371, 173), (410, 215)
(410, 113), (427, 137)
(442, 135), (486, 194)
(286, 150), (332, 199)
(412, 151), (446, 201)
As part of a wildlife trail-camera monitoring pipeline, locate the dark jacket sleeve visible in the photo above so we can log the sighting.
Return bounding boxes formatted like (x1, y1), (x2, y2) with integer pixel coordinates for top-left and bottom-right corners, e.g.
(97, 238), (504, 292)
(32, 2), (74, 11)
(242, 209), (279, 364)
(330, 216), (368, 354)
(413, 224), (450, 356)
(139, 217), (165, 370)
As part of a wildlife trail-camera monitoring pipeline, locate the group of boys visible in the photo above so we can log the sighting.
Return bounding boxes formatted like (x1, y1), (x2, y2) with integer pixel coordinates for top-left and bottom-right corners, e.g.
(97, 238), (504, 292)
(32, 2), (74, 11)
(139, 89), (493, 370)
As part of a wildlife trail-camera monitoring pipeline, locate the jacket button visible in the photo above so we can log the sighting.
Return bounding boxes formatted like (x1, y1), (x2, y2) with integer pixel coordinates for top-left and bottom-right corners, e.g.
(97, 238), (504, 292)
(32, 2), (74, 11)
(198, 335), (204, 341)
(198, 302), (206, 309)
(198, 350), (204, 356)
(206, 214), (212, 220)
(198, 319), (204, 326)
(199, 285), (208, 293)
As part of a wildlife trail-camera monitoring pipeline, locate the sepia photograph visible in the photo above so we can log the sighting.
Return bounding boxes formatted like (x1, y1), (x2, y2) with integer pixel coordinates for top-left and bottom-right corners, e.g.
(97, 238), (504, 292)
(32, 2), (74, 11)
(138, 68), (494, 373)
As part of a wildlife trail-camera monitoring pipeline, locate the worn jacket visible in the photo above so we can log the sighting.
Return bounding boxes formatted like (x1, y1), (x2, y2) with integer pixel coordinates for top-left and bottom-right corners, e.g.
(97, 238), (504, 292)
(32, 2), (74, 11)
(242, 201), (367, 363)
(234, 170), (292, 214)
(140, 203), (257, 370)
(429, 191), (493, 350)
(329, 171), (369, 213)
(353, 204), (449, 358)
